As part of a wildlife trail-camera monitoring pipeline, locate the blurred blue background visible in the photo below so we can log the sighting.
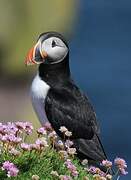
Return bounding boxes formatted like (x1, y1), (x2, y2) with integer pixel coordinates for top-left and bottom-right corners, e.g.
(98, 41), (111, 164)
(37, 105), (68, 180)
(0, 0), (130, 179)
(70, 0), (131, 179)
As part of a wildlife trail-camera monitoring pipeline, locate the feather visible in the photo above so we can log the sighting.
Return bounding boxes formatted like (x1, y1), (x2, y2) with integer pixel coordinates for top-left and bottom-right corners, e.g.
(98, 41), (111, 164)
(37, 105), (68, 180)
(45, 80), (107, 162)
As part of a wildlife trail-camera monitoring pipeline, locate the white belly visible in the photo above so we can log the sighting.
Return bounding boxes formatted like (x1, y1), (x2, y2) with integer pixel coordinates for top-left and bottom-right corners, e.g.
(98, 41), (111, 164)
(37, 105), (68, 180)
(31, 74), (50, 125)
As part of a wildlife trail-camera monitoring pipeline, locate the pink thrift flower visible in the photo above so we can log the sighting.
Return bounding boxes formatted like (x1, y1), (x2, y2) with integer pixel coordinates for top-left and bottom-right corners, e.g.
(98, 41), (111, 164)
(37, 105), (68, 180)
(8, 134), (22, 144)
(65, 140), (73, 148)
(0, 123), (6, 134)
(2, 161), (14, 171)
(9, 148), (21, 156)
(101, 159), (112, 168)
(5, 122), (18, 135)
(1, 134), (8, 142)
(16, 121), (33, 134)
(64, 159), (78, 176)
(44, 122), (52, 131)
(119, 168), (128, 175)
(114, 157), (127, 169)
(24, 122), (33, 135)
(7, 166), (19, 177)
(87, 166), (96, 174)
(1, 134), (22, 144)
(37, 127), (47, 135)
(21, 143), (30, 151)
(48, 131), (57, 139)
(87, 166), (103, 175)
(35, 138), (48, 147)
(30, 144), (40, 151)
(15, 121), (26, 130)
(72, 170), (79, 177)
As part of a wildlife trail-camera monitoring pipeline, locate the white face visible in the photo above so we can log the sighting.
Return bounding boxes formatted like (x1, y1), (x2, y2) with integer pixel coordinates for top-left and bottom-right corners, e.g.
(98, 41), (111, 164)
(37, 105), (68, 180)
(40, 37), (68, 64)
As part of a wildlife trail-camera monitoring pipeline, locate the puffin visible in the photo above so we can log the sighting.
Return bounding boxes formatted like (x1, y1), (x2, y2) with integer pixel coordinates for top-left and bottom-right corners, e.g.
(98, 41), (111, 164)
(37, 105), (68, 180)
(25, 32), (107, 165)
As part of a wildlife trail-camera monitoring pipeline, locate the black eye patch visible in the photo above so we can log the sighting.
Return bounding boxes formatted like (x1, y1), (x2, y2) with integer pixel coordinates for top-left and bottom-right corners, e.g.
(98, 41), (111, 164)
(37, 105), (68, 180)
(52, 40), (57, 47)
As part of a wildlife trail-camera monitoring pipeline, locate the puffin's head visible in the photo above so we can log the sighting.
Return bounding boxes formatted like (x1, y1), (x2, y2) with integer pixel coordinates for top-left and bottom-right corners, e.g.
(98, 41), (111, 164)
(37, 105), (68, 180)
(25, 32), (68, 66)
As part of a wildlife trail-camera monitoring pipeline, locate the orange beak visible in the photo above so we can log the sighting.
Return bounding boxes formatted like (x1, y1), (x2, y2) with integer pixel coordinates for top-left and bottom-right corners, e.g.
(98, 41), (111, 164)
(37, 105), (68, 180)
(25, 42), (48, 66)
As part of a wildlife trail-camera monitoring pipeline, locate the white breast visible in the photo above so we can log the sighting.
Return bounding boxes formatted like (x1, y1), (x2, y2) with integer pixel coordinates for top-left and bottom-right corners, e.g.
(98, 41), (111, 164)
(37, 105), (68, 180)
(31, 74), (50, 125)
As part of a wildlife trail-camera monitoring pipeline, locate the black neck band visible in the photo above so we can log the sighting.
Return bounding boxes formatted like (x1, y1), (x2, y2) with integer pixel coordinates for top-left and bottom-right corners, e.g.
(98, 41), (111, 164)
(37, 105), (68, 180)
(39, 53), (70, 87)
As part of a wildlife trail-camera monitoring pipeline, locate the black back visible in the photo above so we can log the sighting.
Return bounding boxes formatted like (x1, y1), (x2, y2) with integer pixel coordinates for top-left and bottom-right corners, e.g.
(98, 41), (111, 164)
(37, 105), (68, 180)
(38, 54), (107, 162)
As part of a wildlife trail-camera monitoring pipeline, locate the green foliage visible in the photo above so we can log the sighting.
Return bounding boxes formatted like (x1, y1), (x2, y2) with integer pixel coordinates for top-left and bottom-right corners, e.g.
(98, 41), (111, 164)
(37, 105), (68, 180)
(0, 122), (127, 179)
(0, 148), (93, 180)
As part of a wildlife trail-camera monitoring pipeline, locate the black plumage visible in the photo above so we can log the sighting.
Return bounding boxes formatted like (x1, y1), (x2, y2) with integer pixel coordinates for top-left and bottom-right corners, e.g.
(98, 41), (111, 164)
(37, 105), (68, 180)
(39, 54), (107, 164)
(26, 31), (107, 166)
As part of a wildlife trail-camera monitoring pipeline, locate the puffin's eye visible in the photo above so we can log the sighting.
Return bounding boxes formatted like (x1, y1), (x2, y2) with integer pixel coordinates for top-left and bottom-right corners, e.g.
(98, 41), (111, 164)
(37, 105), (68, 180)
(52, 40), (56, 48)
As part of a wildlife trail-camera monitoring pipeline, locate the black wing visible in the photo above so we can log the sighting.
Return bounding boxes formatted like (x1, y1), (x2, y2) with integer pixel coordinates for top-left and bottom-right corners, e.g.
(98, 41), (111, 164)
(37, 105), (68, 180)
(45, 80), (106, 161)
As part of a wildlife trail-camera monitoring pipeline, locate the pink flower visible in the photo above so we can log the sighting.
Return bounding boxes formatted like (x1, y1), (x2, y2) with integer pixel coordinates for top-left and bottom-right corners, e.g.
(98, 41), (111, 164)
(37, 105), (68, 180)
(8, 134), (22, 144)
(37, 127), (47, 135)
(5, 122), (18, 135)
(114, 157), (127, 169)
(1, 161), (19, 177)
(72, 170), (79, 177)
(30, 144), (40, 151)
(0, 123), (6, 134)
(87, 166), (105, 176)
(2, 161), (14, 171)
(9, 148), (20, 156)
(44, 122), (52, 131)
(15, 121), (33, 134)
(7, 166), (19, 177)
(119, 168), (128, 175)
(65, 140), (73, 148)
(48, 131), (57, 140)
(101, 160), (112, 168)
(1, 134), (8, 142)
(24, 122), (33, 135)
(0, 134), (21, 144)
(64, 159), (78, 177)
(21, 143), (30, 151)
(2, 161), (19, 177)
(35, 138), (48, 147)
(15, 121), (26, 130)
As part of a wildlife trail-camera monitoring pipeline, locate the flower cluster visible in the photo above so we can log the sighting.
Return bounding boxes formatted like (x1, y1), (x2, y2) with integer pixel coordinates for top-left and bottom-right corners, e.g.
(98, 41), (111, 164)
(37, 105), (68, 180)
(0, 121), (128, 179)
(2, 161), (19, 177)
(114, 157), (128, 175)
(59, 126), (72, 138)
(65, 159), (79, 177)
(101, 160), (112, 168)
(86, 157), (128, 179)
(87, 166), (106, 177)
(0, 121), (49, 178)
